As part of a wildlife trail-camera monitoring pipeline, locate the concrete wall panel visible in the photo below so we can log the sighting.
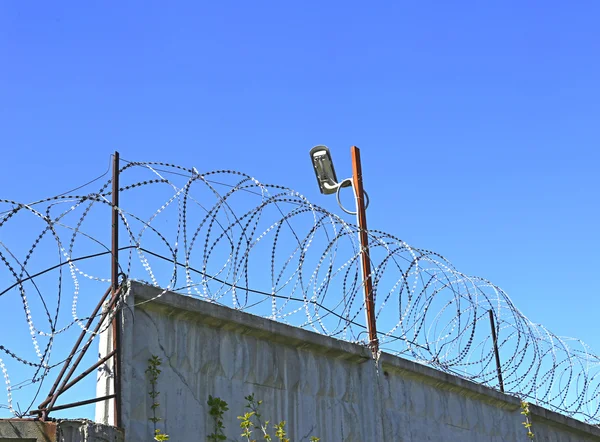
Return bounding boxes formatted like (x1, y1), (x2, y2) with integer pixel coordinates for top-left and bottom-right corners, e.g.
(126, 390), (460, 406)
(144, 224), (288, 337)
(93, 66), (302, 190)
(95, 282), (600, 441)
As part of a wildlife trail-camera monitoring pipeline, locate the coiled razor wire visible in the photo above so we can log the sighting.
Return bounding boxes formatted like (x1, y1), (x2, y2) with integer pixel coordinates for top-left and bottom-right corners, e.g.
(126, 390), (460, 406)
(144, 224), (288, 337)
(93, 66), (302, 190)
(0, 160), (598, 423)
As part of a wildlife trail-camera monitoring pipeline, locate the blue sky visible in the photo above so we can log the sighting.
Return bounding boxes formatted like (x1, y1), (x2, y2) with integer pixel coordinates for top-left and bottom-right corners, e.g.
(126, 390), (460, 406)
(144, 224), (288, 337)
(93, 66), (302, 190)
(1, 1), (599, 418)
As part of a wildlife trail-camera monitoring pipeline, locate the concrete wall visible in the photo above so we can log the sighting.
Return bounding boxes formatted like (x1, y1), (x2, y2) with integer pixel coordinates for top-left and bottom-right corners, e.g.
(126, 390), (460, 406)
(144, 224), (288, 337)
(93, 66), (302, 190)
(96, 282), (600, 441)
(0, 419), (123, 442)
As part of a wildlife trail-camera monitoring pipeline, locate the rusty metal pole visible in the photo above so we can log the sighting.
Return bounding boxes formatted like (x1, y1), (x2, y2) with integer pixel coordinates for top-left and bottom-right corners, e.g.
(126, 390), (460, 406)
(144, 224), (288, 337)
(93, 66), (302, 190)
(350, 146), (379, 356)
(43, 290), (121, 415)
(38, 286), (113, 417)
(488, 309), (505, 393)
(111, 151), (123, 427)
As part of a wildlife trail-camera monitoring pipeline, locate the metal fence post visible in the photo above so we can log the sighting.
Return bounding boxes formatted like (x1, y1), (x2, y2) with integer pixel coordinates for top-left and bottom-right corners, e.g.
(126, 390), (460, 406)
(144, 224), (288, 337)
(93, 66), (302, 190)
(350, 146), (379, 356)
(488, 309), (505, 393)
(111, 151), (123, 427)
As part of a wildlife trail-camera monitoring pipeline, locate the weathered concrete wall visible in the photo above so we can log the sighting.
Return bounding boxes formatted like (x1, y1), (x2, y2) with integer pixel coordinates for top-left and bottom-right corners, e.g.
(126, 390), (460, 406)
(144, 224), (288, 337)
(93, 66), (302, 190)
(96, 282), (600, 441)
(0, 419), (123, 442)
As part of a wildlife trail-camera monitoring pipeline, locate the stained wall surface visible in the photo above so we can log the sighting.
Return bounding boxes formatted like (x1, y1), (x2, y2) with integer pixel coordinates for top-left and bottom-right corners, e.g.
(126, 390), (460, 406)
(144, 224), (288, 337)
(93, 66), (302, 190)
(0, 419), (123, 442)
(95, 282), (600, 441)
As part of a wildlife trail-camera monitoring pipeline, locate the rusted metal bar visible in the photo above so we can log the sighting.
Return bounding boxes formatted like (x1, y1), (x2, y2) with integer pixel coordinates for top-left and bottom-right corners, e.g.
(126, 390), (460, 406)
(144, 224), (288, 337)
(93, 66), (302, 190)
(111, 151), (123, 428)
(489, 309), (505, 393)
(30, 394), (117, 415)
(350, 146), (379, 355)
(43, 289), (121, 417)
(38, 153), (124, 422)
(59, 349), (116, 396)
(38, 286), (113, 412)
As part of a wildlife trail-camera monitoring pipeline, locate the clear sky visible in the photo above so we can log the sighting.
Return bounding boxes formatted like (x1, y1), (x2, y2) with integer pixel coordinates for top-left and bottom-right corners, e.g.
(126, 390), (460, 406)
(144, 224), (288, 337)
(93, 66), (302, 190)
(1, 0), (599, 417)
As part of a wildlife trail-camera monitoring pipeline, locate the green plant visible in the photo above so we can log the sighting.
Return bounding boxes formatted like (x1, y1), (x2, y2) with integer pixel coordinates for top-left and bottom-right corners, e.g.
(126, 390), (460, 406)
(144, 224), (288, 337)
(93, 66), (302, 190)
(239, 393), (277, 441)
(208, 395), (229, 441)
(520, 400), (535, 440)
(146, 355), (170, 441)
(207, 393), (319, 441)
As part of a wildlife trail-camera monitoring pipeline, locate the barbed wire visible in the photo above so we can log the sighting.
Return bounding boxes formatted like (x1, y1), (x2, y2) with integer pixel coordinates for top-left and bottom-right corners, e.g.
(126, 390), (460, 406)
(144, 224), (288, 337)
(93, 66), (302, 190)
(0, 160), (598, 423)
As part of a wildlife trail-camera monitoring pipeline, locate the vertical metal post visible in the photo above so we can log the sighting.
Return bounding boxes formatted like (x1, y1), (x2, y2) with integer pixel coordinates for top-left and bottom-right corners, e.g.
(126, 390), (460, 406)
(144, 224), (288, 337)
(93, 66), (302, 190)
(111, 151), (123, 427)
(350, 146), (379, 355)
(488, 309), (505, 393)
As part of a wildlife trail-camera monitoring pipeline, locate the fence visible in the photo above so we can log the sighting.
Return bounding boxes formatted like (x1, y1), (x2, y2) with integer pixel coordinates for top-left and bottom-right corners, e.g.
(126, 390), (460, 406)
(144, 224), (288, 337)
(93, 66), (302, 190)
(0, 156), (598, 424)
